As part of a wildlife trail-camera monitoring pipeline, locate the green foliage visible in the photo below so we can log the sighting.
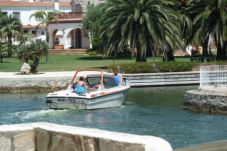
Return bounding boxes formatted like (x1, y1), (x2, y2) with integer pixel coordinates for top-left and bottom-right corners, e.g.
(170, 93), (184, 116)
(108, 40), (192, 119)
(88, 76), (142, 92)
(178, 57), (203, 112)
(87, 50), (98, 56)
(100, 0), (182, 62)
(82, 3), (104, 52)
(110, 62), (197, 73)
(17, 39), (49, 62)
(0, 42), (9, 62)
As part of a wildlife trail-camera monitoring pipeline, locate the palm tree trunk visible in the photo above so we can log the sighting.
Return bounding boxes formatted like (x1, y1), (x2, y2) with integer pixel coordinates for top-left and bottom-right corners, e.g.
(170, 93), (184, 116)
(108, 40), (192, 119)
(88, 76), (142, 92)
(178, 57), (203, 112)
(136, 48), (146, 62)
(8, 34), (13, 57)
(136, 41), (146, 62)
(163, 48), (175, 61)
(202, 36), (209, 57)
(216, 39), (227, 60)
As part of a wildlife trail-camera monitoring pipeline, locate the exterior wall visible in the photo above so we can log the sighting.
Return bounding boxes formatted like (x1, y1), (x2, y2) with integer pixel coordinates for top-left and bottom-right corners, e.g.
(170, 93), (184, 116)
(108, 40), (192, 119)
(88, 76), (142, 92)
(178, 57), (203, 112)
(0, 6), (70, 26)
(48, 22), (90, 49)
(0, 123), (172, 151)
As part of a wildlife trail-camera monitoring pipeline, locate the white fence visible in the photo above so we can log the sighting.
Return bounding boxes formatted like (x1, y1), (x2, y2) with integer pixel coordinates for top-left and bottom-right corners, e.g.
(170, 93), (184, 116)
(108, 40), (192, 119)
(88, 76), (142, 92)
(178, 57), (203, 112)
(200, 65), (227, 88)
(123, 71), (199, 87)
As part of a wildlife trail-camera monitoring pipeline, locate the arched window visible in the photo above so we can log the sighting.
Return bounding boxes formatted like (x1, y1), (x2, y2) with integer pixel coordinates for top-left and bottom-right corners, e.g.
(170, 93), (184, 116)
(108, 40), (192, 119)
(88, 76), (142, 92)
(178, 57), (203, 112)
(75, 4), (82, 12)
(72, 4), (82, 12)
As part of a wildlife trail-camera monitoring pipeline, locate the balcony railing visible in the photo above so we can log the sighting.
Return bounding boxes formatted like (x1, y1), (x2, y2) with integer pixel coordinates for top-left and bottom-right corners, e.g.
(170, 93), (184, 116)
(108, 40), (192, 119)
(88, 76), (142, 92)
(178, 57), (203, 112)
(57, 12), (84, 20)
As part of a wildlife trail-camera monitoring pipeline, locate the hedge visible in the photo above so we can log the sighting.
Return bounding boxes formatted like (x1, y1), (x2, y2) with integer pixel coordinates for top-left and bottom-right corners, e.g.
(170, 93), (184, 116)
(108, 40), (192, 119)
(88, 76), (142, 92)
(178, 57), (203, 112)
(110, 61), (227, 73)
(110, 62), (198, 73)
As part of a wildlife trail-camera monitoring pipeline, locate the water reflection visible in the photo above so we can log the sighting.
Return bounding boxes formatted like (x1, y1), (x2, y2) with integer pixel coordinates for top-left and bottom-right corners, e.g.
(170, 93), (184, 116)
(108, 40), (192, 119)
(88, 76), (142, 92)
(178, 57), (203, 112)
(0, 86), (227, 149)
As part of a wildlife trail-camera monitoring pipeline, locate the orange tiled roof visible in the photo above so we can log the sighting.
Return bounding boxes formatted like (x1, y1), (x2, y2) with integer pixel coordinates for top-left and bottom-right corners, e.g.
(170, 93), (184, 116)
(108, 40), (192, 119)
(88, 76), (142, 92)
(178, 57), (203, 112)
(0, 1), (70, 7)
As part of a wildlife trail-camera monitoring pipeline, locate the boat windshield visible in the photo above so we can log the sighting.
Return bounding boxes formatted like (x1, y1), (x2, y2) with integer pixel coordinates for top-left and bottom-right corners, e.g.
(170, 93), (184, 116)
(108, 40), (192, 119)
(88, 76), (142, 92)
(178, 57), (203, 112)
(86, 76), (118, 89)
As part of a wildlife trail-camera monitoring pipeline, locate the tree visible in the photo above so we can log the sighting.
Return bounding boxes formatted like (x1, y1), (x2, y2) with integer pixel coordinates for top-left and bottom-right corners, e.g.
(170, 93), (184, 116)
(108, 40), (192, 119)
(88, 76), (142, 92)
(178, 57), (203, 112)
(83, 3), (104, 51)
(30, 39), (49, 58)
(0, 42), (9, 62)
(100, 0), (181, 62)
(17, 39), (49, 63)
(189, 0), (227, 60)
(0, 14), (22, 57)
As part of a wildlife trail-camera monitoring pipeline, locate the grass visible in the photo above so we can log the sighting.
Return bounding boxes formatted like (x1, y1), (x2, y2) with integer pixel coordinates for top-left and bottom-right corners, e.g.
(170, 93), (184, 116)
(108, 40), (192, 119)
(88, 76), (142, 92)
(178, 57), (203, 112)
(0, 54), (192, 72)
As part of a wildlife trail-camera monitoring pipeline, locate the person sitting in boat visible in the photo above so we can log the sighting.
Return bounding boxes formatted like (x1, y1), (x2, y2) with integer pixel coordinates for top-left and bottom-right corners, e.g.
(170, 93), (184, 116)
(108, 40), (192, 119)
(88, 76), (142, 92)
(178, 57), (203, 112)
(113, 71), (121, 86)
(75, 77), (87, 95)
(95, 81), (103, 90)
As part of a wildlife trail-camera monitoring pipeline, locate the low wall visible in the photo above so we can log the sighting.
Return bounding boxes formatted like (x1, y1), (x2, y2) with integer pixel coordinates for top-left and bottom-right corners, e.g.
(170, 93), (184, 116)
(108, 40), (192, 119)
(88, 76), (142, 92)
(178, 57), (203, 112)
(174, 140), (227, 151)
(0, 72), (73, 93)
(0, 122), (172, 151)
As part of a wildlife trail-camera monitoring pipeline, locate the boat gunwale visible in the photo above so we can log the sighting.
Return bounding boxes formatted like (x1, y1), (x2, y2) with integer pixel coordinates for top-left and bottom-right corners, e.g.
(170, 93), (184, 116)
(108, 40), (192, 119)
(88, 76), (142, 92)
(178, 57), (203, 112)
(46, 87), (129, 100)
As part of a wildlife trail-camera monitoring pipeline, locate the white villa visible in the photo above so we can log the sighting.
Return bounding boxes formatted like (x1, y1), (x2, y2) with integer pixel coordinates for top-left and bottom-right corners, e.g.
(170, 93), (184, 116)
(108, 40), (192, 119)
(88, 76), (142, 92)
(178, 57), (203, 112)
(0, 0), (103, 53)
(48, 0), (104, 53)
(0, 0), (71, 37)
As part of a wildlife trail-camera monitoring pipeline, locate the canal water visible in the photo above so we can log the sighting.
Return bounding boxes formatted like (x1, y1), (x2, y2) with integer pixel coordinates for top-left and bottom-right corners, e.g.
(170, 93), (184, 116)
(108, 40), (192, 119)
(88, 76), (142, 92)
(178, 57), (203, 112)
(0, 86), (227, 149)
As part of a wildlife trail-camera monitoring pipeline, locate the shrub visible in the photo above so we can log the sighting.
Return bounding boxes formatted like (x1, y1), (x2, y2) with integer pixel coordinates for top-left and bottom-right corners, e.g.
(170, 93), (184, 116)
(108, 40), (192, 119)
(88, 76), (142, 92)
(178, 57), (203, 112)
(110, 62), (198, 73)
(87, 50), (98, 56)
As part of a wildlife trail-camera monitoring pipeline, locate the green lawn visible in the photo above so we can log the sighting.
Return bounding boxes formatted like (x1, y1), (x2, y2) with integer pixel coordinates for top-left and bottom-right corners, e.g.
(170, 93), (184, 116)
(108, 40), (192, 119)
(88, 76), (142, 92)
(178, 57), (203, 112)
(0, 54), (191, 72)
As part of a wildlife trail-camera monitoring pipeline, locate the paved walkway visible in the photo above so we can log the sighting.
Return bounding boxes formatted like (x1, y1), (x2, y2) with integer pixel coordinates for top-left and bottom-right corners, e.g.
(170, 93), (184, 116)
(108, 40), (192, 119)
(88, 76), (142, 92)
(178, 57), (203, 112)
(0, 71), (75, 79)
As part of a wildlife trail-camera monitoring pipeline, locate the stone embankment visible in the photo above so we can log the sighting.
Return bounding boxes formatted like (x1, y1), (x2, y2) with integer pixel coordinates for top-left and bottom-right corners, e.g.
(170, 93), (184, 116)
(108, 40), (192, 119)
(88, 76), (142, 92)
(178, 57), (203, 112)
(0, 71), (200, 93)
(184, 88), (227, 114)
(0, 122), (172, 151)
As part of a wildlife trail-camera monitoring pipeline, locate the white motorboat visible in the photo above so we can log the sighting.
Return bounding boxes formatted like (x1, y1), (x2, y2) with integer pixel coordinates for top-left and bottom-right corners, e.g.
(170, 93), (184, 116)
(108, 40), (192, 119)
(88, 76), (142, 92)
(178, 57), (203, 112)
(46, 69), (130, 109)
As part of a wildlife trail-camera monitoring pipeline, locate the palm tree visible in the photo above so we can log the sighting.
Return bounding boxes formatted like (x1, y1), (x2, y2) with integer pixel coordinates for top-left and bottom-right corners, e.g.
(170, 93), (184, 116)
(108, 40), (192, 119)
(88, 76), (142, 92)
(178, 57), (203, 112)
(30, 10), (61, 42)
(0, 42), (9, 62)
(100, 0), (181, 62)
(0, 14), (22, 57)
(0, 15), (22, 43)
(30, 39), (49, 58)
(189, 0), (227, 60)
(17, 39), (49, 63)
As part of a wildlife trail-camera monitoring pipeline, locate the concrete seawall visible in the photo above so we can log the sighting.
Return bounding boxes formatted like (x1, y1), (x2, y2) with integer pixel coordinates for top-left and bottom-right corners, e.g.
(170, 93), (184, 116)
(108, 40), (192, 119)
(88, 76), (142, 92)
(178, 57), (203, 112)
(0, 122), (172, 151)
(0, 72), (74, 93)
(0, 71), (200, 93)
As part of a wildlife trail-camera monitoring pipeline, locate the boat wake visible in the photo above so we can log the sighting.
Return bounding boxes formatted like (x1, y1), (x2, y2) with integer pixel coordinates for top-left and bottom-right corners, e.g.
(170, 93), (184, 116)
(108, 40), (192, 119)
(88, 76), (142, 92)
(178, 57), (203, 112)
(0, 109), (68, 124)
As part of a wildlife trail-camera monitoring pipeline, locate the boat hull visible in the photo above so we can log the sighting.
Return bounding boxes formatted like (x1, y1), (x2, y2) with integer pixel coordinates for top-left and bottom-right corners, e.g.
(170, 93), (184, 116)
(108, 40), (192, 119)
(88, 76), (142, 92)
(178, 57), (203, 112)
(46, 90), (127, 110)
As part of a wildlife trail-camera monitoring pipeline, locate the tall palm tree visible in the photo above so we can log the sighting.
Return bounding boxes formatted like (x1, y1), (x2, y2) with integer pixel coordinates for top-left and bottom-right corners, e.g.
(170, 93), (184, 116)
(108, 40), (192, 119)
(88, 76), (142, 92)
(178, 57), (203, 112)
(100, 0), (181, 62)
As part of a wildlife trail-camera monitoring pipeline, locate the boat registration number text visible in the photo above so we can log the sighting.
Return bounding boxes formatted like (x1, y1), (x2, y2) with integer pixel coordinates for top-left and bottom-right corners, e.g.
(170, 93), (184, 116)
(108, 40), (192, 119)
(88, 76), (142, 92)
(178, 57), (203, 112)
(57, 98), (85, 104)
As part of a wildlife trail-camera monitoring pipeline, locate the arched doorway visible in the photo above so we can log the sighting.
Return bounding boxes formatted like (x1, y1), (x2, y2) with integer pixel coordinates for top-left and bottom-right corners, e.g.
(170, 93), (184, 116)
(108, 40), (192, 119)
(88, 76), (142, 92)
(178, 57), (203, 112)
(52, 29), (64, 49)
(75, 29), (82, 48)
